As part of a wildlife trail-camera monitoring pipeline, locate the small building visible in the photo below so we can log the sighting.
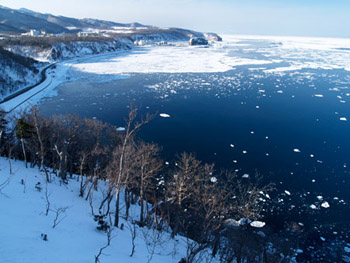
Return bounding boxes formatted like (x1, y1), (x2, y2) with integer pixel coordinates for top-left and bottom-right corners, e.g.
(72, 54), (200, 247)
(78, 31), (98, 37)
(29, 29), (41, 36)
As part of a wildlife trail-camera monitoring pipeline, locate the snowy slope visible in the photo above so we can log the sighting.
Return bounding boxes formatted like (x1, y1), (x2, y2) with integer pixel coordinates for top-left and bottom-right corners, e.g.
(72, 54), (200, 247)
(0, 157), (193, 263)
(5, 39), (133, 62)
(0, 48), (42, 99)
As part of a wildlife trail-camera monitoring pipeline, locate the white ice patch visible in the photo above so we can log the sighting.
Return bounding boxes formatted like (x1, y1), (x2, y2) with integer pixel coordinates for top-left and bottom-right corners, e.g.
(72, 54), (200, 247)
(314, 94), (324, 98)
(210, 177), (218, 183)
(116, 127), (126, 131)
(293, 149), (301, 153)
(284, 190), (291, 196)
(72, 44), (274, 75)
(310, 204), (317, 209)
(250, 221), (266, 228)
(242, 174), (249, 179)
(340, 117), (347, 121)
(321, 201), (330, 208)
(160, 113), (171, 118)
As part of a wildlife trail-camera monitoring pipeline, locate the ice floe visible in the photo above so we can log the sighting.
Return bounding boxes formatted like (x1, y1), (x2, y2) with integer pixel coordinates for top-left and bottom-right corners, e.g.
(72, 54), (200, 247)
(250, 221), (266, 228)
(160, 113), (171, 118)
(310, 204), (317, 209)
(321, 201), (330, 208)
(284, 190), (291, 196)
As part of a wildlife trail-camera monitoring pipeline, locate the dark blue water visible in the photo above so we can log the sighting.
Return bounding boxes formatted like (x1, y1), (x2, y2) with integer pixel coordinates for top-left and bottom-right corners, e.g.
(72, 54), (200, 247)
(39, 65), (350, 259)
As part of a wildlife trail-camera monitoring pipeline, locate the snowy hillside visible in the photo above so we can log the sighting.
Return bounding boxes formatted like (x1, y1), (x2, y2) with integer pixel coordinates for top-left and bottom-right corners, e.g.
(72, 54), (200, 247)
(0, 157), (193, 263)
(6, 39), (133, 62)
(0, 48), (42, 99)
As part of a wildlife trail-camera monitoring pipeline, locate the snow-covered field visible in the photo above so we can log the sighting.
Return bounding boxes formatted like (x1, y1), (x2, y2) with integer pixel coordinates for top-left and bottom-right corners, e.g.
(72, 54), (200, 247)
(0, 157), (190, 263)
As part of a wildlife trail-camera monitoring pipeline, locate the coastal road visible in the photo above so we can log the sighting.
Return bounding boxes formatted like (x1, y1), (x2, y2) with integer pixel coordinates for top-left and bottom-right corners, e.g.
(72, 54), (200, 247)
(0, 49), (132, 113)
(0, 63), (56, 112)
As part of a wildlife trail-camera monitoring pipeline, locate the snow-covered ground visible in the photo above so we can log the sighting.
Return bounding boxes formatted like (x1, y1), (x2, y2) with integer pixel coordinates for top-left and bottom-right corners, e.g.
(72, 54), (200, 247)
(0, 157), (191, 263)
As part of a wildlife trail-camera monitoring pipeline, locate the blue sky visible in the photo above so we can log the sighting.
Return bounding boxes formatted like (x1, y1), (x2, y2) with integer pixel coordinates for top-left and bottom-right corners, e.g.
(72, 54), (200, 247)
(1, 0), (349, 37)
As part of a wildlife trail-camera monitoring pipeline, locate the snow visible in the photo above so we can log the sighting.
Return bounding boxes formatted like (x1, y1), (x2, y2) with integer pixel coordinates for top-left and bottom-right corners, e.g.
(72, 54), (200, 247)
(293, 149), (301, 153)
(340, 117), (347, 121)
(242, 174), (249, 179)
(314, 94), (324, 98)
(159, 113), (171, 118)
(0, 158), (190, 263)
(250, 221), (266, 228)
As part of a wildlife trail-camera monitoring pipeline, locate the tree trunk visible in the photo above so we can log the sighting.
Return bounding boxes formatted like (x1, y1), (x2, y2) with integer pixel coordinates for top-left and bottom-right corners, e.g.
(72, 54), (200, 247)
(33, 109), (50, 182)
(140, 182), (144, 224)
(114, 188), (120, 227)
(21, 138), (27, 168)
(59, 143), (67, 181)
(125, 189), (130, 220)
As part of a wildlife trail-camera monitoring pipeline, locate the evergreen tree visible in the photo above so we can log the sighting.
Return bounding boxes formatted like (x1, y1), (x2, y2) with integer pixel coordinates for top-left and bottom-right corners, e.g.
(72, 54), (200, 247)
(0, 110), (8, 151)
(15, 117), (34, 168)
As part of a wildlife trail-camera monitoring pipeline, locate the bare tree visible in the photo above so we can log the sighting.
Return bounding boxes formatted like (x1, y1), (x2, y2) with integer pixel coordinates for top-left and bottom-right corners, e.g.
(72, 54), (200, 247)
(126, 221), (137, 257)
(52, 206), (68, 228)
(132, 142), (162, 225)
(95, 214), (114, 263)
(0, 176), (11, 197)
(44, 182), (51, 216)
(111, 105), (154, 227)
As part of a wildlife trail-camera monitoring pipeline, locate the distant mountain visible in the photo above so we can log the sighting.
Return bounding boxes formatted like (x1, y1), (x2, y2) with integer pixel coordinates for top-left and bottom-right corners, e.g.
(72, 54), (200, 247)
(0, 7), (70, 34)
(17, 7), (146, 30)
(0, 5), (211, 40)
